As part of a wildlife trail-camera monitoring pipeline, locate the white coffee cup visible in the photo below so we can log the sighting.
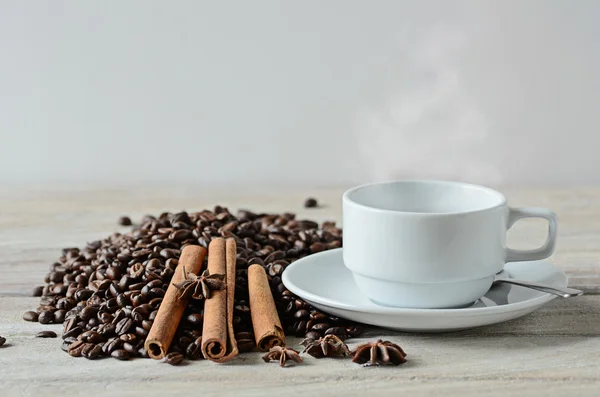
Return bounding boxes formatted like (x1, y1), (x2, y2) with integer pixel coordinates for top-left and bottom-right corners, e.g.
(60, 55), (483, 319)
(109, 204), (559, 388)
(342, 180), (558, 309)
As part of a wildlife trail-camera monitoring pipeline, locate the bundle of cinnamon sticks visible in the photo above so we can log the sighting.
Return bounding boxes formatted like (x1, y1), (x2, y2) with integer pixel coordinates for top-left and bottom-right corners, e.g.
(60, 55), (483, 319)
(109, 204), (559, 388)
(145, 237), (285, 363)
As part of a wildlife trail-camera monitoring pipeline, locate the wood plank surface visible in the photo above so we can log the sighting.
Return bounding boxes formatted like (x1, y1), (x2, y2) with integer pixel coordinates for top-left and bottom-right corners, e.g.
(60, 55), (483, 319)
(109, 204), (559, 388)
(0, 186), (599, 396)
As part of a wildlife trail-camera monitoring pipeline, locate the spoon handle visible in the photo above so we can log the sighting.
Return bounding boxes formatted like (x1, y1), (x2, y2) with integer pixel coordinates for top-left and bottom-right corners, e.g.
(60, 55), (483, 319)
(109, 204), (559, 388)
(493, 279), (584, 298)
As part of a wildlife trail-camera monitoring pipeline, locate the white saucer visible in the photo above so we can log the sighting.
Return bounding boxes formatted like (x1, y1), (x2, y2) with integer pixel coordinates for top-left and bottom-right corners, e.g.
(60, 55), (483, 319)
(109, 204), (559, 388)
(282, 248), (569, 332)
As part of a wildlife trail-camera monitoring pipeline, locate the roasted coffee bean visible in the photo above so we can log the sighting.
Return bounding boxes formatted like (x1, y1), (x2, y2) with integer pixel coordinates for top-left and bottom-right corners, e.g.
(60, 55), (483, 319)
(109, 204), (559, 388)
(98, 312), (113, 324)
(78, 330), (103, 344)
(267, 263), (285, 277)
(170, 229), (193, 242)
(326, 240), (342, 249)
(290, 299), (308, 311)
(309, 242), (325, 253)
(119, 333), (137, 343)
(309, 312), (328, 322)
(131, 294), (146, 307)
(36, 331), (58, 338)
(324, 327), (348, 340)
(123, 342), (137, 354)
(98, 323), (116, 337)
(247, 257), (264, 267)
(185, 339), (203, 360)
(178, 336), (193, 349)
(327, 315), (342, 325)
(132, 249), (151, 259)
(116, 293), (130, 308)
(103, 338), (123, 354)
(111, 349), (130, 360)
(185, 313), (203, 327)
(23, 311), (39, 322)
(106, 267), (121, 280)
(135, 327), (148, 338)
(67, 340), (85, 357)
(293, 310), (310, 320)
(304, 331), (322, 341)
(54, 309), (67, 323)
(96, 280), (112, 292)
(0, 336), (5, 347)
(48, 270), (66, 283)
(75, 274), (89, 284)
(310, 323), (330, 333)
(80, 306), (99, 321)
(141, 320), (153, 331)
(87, 294), (103, 307)
(236, 338), (254, 353)
(233, 331), (252, 340)
(38, 310), (54, 324)
(112, 308), (129, 324)
(115, 318), (134, 335)
(160, 248), (179, 259)
(264, 250), (285, 264)
(163, 352), (185, 366)
(118, 276), (133, 291)
(165, 258), (178, 270)
(37, 305), (57, 314)
(148, 288), (165, 298)
(132, 307), (148, 323)
(63, 326), (83, 339)
(81, 343), (102, 359)
(296, 220), (319, 229)
(345, 325), (363, 338)
(235, 304), (250, 315)
(74, 289), (93, 301)
(56, 298), (76, 311)
(32, 286), (44, 297)
(276, 283), (287, 295)
(304, 198), (318, 208)
(118, 216), (133, 226)
(129, 281), (145, 291)
(148, 297), (163, 309)
(293, 320), (307, 336)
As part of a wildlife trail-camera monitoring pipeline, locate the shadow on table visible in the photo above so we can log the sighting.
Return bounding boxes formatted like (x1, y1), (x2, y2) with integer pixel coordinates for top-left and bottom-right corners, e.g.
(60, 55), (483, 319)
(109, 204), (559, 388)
(358, 294), (600, 345)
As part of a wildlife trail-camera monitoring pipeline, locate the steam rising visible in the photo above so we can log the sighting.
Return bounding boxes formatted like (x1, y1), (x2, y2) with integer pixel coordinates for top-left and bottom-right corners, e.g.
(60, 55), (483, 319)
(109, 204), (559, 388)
(358, 27), (502, 185)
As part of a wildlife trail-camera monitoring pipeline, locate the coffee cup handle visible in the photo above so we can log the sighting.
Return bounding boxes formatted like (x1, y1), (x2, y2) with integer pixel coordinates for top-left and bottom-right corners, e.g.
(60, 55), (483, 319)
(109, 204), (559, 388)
(506, 207), (558, 262)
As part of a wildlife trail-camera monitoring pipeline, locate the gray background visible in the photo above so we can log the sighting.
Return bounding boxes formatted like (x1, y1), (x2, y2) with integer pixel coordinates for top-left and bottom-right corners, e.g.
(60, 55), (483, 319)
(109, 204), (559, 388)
(1, 1), (599, 187)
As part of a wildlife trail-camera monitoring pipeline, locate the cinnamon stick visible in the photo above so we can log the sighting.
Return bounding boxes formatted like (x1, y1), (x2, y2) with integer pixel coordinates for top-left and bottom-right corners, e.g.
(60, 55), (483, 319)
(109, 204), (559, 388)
(213, 238), (239, 362)
(201, 238), (239, 361)
(248, 264), (286, 351)
(145, 245), (206, 359)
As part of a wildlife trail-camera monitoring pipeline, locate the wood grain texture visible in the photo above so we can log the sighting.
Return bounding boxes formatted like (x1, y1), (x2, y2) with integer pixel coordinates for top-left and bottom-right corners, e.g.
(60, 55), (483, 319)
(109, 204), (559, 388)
(0, 186), (599, 396)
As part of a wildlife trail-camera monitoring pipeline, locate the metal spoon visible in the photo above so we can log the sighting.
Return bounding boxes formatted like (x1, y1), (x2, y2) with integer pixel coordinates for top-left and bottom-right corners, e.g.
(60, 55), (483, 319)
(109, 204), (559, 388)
(492, 276), (583, 298)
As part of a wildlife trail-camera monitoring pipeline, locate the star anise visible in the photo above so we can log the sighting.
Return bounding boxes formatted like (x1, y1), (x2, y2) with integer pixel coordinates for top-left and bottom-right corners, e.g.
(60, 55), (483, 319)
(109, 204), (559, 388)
(262, 346), (303, 367)
(172, 268), (225, 301)
(300, 334), (350, 358)
(351, 339), (407, 366)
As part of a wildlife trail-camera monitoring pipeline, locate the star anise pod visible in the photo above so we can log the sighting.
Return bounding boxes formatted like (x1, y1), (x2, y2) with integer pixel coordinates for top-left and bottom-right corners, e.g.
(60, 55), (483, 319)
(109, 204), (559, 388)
(351, 339), (407, 366)
(262, 346), (303, 367)
(172, 268), (225, 301)
(300, 334), (350, 358)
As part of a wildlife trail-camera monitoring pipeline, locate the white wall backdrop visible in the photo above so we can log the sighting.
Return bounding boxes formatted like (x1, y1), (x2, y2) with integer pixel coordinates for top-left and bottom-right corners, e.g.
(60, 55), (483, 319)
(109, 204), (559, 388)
(1, 1), (599, 186)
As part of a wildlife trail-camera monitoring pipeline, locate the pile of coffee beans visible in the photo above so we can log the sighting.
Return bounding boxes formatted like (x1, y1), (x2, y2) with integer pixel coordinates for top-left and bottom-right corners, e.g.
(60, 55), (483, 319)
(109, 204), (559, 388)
(25, 207), (362, 361)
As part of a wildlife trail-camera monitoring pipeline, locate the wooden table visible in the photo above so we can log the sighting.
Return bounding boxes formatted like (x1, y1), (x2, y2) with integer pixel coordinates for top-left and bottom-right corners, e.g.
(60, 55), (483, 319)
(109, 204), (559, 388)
(1, 186), (599, 396)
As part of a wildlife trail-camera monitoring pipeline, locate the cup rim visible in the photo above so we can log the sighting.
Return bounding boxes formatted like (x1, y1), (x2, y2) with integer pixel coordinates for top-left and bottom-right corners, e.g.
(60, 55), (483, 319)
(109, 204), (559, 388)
(343, 179), (507, 216)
